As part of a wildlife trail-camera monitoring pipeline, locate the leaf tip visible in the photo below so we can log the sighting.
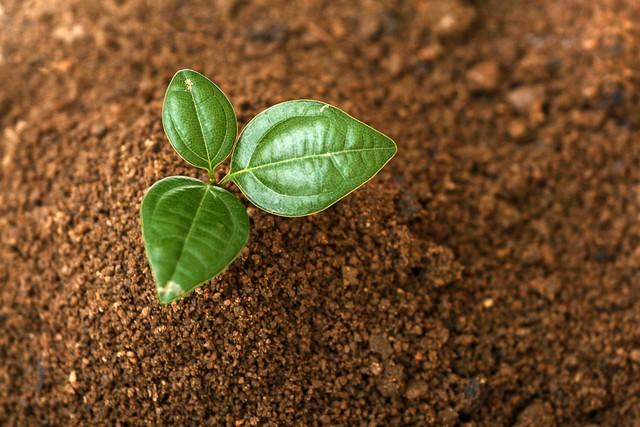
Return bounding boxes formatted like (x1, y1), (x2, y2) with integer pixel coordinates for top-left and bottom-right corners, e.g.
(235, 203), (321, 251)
(157, 280), (185, 304)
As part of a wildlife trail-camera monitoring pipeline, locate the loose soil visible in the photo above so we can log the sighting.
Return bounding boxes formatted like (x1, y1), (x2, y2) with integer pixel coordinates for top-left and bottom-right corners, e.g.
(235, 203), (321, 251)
(1, 0), (640, 425)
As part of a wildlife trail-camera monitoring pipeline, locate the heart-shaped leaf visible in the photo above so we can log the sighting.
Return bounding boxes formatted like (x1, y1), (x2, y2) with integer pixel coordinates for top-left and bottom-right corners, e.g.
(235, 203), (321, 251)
(162, 69), (237, 172)
(140, 176), (249, 304)
(224, 100), (396, 216)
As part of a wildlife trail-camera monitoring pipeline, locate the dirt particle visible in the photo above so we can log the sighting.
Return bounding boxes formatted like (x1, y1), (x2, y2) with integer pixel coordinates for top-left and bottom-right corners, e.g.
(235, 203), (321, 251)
(383, 51), (405, 76)
(456, 377), (486, 415)
(53, 24), (85, 44)
(370, 361), (383, 376)
(591, 246), (615, 263)
(359, 13), (382, 40)
(405, 380), (429, 400)
(68, 370), (77, 384)
(600, 85), (624, 109)
(143, 138), (158, 151)
(68, 222), (89, 243)
(515, 400), (556, 427)
(507, 85), (546, 114)
(582, 37), (598, 51)
(529, 276), (561, 300)
(416, 42), (443, 63)
(369, 333), (393, 359)
(90, 123), (107, 137)
(377, 361), (404, 397)
(437, 407), (459, 426)
(1, 124), (20, 170)
(422, 0), (477, 38)
(508, 119), (528, 140)
(342, 265), (359, 286)
(248, 23), (289, 44)
(246, 206), (258, 218)
(466, 60), (501, 92)
(515, 51), (558, 81)
(424, 245), (462, 288)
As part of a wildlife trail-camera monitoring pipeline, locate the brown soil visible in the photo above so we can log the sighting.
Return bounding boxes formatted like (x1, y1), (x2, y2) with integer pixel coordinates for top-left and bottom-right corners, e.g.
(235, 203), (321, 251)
(1, 0), (639, 425)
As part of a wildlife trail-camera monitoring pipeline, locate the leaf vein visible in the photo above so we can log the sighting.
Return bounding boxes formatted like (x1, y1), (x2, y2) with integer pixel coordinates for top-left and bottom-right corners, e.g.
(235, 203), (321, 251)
(231, 147), (394, 179)
(168, 114), (210, 164)
(188, 83), (213, 171)
(166, 186), (210, 284)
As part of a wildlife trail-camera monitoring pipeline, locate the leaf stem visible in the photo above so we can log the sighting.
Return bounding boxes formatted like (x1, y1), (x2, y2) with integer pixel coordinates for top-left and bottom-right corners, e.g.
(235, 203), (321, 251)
(219, 173), (233, 185)
(207, 170), (216, 184)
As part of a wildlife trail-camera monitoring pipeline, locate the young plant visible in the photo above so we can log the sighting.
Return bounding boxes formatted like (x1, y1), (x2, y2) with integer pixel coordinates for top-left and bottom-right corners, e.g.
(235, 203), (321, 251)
(141, 69), (397, 304)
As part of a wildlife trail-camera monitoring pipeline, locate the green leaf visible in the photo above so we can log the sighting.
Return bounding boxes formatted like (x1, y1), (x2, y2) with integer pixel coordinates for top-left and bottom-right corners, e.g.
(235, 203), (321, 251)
(224, 100), (397, 217)
(140, 176), (249, 304)
(162, 69), (237, 172)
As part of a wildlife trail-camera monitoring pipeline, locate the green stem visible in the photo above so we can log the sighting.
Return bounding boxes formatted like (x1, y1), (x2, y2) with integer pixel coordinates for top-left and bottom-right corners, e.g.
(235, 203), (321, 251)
(207, 170), (216, 184)
(219, 173), (233, 185)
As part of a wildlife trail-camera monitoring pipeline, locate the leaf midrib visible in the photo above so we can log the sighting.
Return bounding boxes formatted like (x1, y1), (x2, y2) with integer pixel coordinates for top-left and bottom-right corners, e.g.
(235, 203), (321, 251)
(187, 82), (213, 171)
(229, 146), (395, 180)
(165, 185), (210, 284)
(167, 113), (210, 164)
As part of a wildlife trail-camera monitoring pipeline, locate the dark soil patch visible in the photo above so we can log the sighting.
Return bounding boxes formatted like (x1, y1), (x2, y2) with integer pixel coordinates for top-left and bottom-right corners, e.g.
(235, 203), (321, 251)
(1, 0), (639, 425)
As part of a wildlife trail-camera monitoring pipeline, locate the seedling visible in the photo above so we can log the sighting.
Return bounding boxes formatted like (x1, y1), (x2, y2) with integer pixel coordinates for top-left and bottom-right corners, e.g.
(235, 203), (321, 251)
(141, 69), (397, 304)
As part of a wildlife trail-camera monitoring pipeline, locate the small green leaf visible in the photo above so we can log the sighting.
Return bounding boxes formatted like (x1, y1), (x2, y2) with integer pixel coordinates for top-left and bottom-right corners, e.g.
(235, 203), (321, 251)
(224, 100), (396, 217)
(140, 176), (249, 304)
(162, 69), (237, 172)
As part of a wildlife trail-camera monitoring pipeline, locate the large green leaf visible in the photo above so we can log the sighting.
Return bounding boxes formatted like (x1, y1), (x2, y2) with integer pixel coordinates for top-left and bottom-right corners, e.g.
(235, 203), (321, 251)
(224, 100), (397, 217)
(162, 69), (237, 172)
(140, 176), (249, 304)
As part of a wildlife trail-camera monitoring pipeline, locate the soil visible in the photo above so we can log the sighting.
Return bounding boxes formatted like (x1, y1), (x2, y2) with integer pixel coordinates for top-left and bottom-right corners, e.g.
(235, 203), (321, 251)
(1, 0), (639, 425)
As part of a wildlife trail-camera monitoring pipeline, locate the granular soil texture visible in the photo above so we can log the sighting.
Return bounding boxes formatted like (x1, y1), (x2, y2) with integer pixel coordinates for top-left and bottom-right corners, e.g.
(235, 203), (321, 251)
(1, 0), (640, 425)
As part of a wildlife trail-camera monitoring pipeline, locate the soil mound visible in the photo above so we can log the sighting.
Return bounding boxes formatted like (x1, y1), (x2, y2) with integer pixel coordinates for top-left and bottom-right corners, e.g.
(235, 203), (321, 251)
(1, 0), (639, 425)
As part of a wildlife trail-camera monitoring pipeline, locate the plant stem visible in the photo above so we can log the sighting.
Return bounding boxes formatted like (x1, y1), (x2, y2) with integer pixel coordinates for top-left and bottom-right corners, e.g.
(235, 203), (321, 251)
(207, 170), (216, 184)
(219, 174), (232, 185)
